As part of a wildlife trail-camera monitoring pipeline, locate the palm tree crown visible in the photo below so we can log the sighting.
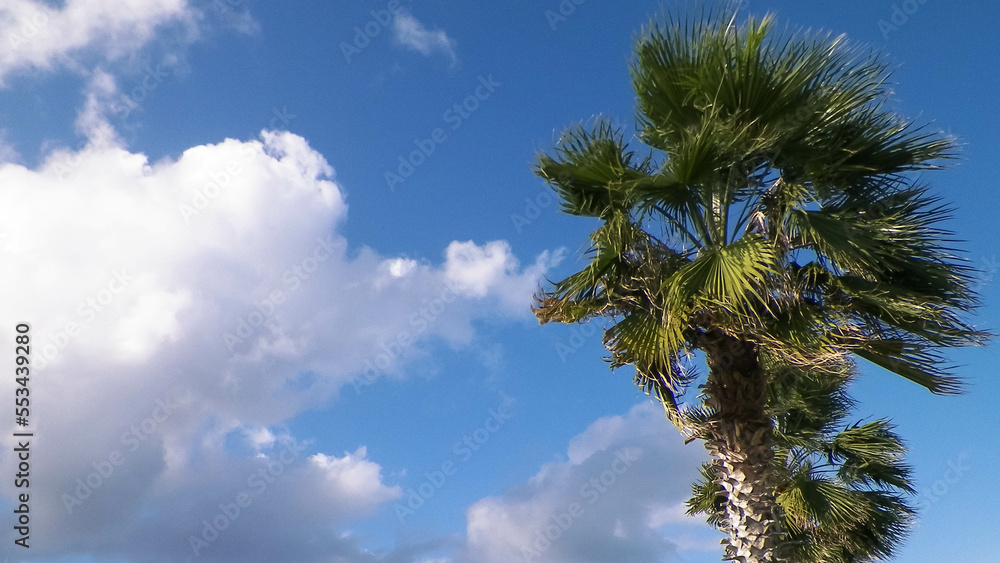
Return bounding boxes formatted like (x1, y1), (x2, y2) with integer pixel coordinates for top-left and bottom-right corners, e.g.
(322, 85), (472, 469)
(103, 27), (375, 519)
(532, 9), (986, 563)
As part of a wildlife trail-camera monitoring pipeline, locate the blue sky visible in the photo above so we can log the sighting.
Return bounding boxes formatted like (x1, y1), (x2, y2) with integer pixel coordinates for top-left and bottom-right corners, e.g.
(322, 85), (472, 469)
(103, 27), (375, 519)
(0, 1), (997, 562)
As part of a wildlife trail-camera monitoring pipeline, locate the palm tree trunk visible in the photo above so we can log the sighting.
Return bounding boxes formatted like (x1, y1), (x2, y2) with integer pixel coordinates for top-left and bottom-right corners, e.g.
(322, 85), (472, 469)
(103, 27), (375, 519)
(702, 330), (780, 563)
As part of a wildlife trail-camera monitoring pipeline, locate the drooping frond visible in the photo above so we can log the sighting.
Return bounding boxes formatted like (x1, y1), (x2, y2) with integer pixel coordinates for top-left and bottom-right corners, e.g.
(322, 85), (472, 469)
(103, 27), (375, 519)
(689, 366), (916, 562)
(534, 118), (648, 219)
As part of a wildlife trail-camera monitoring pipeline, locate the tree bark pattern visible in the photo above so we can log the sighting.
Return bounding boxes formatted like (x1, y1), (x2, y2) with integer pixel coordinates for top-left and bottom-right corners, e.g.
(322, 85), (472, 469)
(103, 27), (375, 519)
(702, 330), (781, 563)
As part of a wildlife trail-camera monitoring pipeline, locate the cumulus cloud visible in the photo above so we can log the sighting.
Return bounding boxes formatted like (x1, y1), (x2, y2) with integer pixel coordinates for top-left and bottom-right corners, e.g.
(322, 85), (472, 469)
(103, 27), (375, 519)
(445, 240), (562, 312)
(453, 402), (723, 563)
(245, 426), (277, 452)
(307, 447), (402, 515)
(0, 0), (195, 83)
(392, 11), (457, 63)
(0, 82), (557, 560)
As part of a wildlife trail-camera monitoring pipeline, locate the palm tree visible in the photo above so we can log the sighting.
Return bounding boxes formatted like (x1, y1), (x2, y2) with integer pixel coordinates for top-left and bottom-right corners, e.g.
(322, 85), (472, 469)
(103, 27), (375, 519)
(688, 361), (916, 562)
(532, 9), (986, 562)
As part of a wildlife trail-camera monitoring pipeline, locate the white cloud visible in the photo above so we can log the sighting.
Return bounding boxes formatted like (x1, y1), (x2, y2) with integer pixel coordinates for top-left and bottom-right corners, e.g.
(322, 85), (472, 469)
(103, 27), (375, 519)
(245, 426), (277, 451)
(308, 447), (402, 515)
(0, 88), (556, 560)
(392, 10), (457, 63)
(445, 240), (563, 311)
(0, 0), (195, 83)
(453, 402), (723, 563)
(388, 257), (418, 277)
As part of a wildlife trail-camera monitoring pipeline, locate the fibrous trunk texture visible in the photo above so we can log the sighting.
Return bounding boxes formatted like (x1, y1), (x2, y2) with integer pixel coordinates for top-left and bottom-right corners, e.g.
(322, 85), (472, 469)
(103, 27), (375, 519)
(702, 330), (781, 563)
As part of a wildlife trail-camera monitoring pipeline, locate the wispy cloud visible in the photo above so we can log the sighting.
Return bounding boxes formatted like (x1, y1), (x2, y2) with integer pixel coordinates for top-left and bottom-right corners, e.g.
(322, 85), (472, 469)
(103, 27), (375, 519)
(392, 10), (457, 64)
(0, 0), (195, 84)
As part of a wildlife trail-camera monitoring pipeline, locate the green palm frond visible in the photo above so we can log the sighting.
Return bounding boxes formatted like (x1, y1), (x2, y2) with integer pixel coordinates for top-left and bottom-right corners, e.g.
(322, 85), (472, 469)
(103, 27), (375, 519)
(850, 338), (962, 395)
(827, 420), (914, 493)
(534, 119), (647, 219)
(603, 307), (686, 369)
(664, 234), (778, 324)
